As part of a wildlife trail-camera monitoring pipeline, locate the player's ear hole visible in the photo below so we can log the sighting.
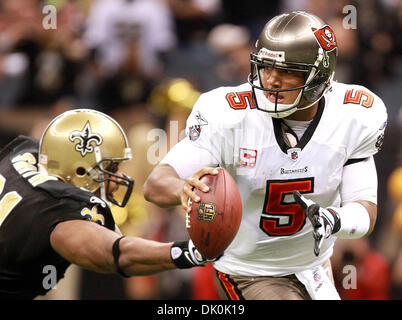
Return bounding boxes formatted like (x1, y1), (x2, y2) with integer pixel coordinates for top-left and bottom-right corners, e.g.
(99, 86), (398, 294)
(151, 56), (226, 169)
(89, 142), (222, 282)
(76, 167), (86, 176)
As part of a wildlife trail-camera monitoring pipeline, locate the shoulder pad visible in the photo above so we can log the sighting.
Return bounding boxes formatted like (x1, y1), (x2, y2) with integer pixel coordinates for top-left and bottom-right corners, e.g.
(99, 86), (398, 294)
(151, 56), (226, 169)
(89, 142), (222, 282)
(0, 135), (39, 161)
(190, 83), (253, 129)
(330, 83), (388, 158)
(37, 180), (115, 229)
(332, 82), (386, 113)
(36, 179), (107, 207)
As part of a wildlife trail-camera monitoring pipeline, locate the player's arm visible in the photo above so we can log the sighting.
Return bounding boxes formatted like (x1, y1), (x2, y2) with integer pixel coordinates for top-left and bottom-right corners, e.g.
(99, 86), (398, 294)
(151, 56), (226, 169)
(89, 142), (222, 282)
(294, 156), (378, 255)
(353, 200), (376, 235)
(340, 157), (378, 235)
(142, 163), (183, 208)
(144, 163), (218, 211)
(144, 138), (219, 210)
(50, 219), (206, 276)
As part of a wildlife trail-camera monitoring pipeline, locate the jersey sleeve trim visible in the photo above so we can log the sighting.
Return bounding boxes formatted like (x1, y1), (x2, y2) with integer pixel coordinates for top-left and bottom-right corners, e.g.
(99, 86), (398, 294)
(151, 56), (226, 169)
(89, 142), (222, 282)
(344, 157), (368, 167)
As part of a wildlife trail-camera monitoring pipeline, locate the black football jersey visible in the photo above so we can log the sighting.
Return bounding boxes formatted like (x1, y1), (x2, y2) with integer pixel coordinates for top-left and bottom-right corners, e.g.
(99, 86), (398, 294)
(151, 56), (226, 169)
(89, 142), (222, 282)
(0, 136), (116, 299)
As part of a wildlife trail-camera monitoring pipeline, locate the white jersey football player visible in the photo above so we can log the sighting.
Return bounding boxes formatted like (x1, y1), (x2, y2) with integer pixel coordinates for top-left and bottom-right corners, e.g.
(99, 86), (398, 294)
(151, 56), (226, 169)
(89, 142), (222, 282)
(144, 11), (388, 300)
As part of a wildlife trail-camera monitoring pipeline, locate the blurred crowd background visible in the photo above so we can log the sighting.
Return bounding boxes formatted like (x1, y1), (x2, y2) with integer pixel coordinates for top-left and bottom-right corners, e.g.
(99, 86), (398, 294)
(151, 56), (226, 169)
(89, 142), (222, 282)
(0, 0), (401, 300)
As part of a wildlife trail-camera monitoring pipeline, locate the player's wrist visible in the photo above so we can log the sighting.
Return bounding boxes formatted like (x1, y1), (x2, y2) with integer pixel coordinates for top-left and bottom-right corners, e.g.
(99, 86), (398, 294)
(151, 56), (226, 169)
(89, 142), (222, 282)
(170, 240), (206, 269)
(320, 207), (341, 235)
(327, 202), (370, 239)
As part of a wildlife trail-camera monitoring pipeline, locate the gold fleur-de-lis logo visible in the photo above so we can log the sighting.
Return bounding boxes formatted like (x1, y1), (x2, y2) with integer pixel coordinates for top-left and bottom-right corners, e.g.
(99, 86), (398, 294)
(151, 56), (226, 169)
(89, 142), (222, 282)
(80, 206), (105, 225)
(69, 122), (103, 156)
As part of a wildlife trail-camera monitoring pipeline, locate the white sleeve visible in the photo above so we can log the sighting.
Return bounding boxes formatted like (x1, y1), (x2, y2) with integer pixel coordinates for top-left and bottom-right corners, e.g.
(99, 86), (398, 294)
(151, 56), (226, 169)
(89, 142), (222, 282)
(340, 156), (378, 205)
(160, 138), (219, 179)
(184, 93), (224, 163)
(348, 96), (387, 160)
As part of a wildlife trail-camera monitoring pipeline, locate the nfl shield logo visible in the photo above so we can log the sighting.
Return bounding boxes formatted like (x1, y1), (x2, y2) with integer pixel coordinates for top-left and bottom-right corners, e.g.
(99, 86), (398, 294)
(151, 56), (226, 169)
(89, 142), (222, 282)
(287, 148), (301, 161)
(313, 269), (321, 282)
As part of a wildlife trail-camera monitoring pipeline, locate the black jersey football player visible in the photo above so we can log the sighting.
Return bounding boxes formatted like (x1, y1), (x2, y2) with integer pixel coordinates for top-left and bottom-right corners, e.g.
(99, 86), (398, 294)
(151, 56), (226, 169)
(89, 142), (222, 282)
(0, 109), (207, 299)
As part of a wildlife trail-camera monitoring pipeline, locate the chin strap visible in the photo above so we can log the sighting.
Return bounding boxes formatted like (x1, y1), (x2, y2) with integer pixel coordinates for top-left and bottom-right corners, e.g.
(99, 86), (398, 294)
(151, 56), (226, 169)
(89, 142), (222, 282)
(93, 146), (112, 207)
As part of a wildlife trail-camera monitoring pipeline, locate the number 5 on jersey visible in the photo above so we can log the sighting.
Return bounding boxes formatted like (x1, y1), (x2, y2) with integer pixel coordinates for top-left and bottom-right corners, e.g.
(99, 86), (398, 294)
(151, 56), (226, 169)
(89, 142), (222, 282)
(260, 178), (314, 236)
(0, 175), (22, 228)
(343, 89), (374, 108)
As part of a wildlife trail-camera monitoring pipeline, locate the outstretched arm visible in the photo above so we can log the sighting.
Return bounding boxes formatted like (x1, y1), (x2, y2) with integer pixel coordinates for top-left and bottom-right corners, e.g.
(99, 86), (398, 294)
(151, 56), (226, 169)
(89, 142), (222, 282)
(50, 219), (205, 276)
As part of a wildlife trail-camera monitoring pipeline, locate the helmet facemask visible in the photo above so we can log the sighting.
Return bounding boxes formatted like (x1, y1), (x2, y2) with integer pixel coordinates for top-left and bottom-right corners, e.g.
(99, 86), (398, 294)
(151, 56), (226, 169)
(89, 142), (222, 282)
(89, 146), (134, 208)
(248, 49), (326, 118)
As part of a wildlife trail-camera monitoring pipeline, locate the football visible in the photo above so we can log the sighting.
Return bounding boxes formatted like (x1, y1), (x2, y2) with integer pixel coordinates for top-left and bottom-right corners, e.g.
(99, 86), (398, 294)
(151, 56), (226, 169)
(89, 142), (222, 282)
(186, 168), (242, 259)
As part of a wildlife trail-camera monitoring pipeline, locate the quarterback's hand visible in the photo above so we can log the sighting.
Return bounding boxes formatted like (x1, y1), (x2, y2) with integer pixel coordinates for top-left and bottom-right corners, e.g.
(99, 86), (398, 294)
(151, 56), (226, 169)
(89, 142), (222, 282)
(181, 167), (219, 213)
(170, 240), (212, 269)
(293, 191), (341, 256)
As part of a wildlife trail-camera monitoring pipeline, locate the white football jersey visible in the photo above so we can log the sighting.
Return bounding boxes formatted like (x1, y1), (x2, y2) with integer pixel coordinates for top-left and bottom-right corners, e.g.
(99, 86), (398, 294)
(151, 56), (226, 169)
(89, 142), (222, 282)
(161, 81), (387, 276)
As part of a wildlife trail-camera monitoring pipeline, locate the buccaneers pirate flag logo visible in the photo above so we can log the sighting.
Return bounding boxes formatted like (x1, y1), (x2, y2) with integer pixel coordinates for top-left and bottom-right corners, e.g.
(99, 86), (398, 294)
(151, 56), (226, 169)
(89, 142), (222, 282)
(311, 25), (337, 51)
(311, 25), (337, 68)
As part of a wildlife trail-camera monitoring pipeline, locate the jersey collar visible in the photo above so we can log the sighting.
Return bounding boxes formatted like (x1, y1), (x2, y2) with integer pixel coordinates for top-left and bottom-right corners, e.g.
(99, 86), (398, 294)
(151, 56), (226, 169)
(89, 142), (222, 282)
(272, 98), (325, 155)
